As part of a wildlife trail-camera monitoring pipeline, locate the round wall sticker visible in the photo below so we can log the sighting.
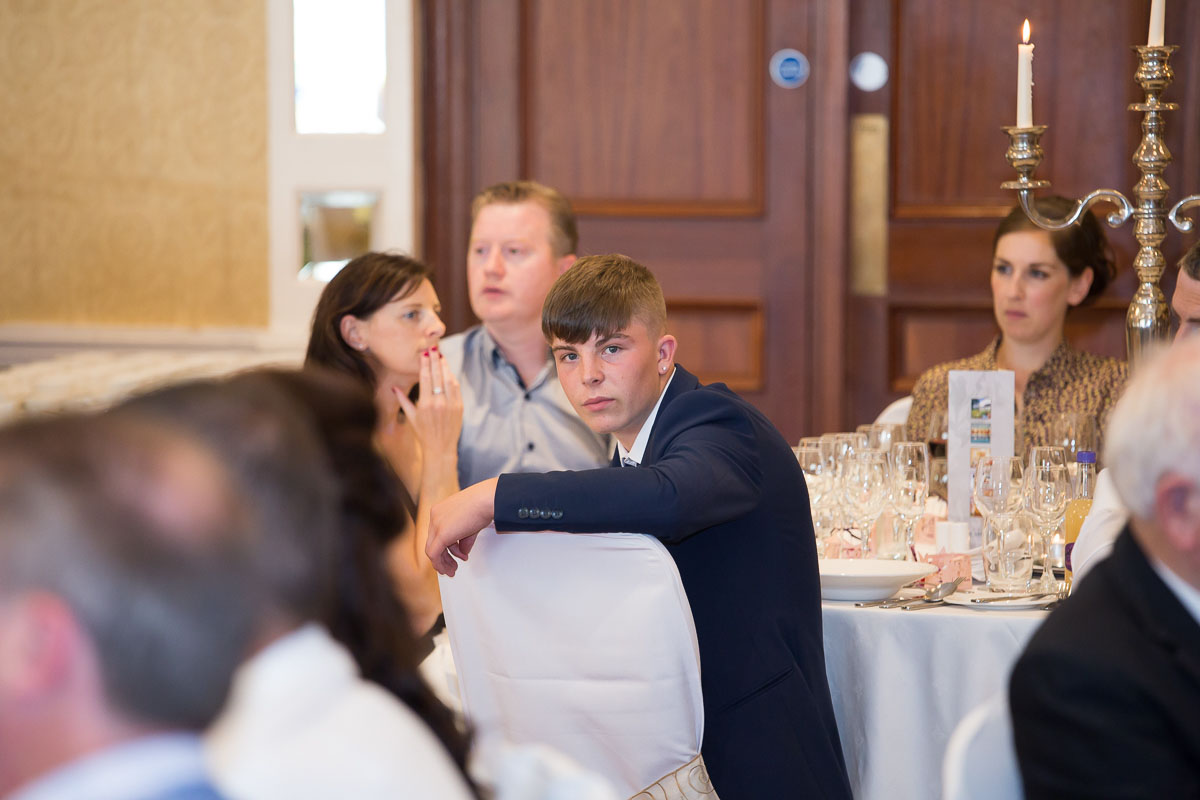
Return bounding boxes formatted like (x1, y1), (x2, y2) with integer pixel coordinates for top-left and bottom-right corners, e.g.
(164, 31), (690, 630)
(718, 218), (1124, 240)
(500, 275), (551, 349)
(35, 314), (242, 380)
(849, 52), (889, 92)
(769, 48), (810, 89)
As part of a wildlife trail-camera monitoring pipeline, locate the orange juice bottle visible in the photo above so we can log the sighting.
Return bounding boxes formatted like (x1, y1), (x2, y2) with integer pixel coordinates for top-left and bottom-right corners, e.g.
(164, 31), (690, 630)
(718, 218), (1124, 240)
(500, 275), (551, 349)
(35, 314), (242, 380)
(1064, 451), (1096, 579)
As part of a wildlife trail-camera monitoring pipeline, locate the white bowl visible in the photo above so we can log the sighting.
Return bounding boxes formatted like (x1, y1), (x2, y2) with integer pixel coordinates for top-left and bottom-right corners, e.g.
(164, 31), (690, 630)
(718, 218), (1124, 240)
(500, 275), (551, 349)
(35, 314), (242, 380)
(817, 558), (938, 601)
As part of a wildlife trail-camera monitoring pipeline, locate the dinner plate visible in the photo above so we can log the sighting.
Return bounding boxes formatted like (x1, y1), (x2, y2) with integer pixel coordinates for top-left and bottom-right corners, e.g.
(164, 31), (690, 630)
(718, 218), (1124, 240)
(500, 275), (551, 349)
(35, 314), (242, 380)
(818, 559), (938, 602)
(942, 589), (1053, 611)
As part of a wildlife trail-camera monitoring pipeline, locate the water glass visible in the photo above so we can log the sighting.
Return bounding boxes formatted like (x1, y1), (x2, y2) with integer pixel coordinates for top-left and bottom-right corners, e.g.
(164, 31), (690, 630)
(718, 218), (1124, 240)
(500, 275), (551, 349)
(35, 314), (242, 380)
(982, 512), (1036, 592)
(874, 512), (908, 561)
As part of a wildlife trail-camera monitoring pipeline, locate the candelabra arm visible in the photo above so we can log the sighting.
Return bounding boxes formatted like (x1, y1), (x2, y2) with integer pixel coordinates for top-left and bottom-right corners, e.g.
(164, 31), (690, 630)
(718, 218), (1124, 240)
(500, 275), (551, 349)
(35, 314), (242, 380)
(1168, 194), (1200, 233)
(1017, 188), (1134, 231)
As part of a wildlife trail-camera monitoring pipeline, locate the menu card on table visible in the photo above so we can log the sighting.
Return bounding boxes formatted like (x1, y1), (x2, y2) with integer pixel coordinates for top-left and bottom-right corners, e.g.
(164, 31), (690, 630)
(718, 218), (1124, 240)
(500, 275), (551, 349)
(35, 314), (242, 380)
(947, 370), (1015, 524)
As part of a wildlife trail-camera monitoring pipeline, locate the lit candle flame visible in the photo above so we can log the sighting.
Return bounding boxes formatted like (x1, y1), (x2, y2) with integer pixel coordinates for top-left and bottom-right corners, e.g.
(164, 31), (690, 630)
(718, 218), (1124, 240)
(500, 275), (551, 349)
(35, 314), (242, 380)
(1022, 19), (1031, 44)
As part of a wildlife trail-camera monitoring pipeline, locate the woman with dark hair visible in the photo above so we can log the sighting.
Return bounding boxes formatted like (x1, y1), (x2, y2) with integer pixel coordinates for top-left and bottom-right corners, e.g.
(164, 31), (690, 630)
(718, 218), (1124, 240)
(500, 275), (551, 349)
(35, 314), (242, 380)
(240, 368), (477, 795)
(306, 252), (460, 636)
(906, 196), (1129, 456)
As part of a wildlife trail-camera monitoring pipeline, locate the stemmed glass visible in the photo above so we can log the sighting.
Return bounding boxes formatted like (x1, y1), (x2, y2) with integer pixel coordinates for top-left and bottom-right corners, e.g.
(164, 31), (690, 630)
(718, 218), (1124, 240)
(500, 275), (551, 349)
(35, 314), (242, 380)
(1049, 412), (1096, 462)
(973, 456), (1024, 520)
(842, 450), (891, 557)
(1028, 464), (1070, 592)
(796, 443), (835, 543)
(889, 442), (929, 558)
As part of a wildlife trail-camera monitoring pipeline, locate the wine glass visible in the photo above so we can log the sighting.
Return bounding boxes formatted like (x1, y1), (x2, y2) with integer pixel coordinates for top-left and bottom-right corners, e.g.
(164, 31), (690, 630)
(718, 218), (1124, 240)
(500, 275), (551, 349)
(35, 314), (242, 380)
(929, 456), (949, 502)
(926, 409), (949, 459)
(842, 450), (891, 557)
(795, 444), (828, 506)
(889, 442), (929, 557)
(973, 456), (1024, 520)
(1028, 464), (1070, 592)
(1049, 412), (1096, 462)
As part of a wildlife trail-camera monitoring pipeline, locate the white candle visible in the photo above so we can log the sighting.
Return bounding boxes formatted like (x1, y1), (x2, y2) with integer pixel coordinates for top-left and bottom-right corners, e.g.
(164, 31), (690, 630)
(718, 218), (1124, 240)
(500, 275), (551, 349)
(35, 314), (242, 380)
(1148, 0), (1165, 46)
(1017, 20), (1034, 128)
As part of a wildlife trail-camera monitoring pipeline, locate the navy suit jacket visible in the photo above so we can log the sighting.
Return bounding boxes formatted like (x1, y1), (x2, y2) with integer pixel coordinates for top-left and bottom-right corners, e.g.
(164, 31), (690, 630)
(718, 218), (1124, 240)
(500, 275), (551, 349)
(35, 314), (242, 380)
(495, 365), (851, 800)
(1010, 526), (1200, 798)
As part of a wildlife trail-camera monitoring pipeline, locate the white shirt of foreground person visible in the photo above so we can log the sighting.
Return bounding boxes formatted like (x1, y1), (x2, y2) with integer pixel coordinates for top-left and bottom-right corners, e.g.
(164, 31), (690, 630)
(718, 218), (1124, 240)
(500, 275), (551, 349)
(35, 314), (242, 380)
(1072, 467), (1128, 583)
(5, 734), (214, 800)
(205, 624), (473, 800)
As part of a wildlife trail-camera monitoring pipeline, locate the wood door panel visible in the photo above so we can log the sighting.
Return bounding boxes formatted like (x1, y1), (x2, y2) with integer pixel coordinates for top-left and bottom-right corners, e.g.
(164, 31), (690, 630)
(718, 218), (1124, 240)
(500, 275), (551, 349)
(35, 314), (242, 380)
(423, 0), (847, 441)
(523, 0), (764, 215)
(893, 0), (1144, 215)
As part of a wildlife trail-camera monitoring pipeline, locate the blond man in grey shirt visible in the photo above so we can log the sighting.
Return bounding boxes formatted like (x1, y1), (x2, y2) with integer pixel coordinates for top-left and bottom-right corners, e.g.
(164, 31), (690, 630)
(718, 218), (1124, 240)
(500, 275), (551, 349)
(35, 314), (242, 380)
(440, 181), (611, 487)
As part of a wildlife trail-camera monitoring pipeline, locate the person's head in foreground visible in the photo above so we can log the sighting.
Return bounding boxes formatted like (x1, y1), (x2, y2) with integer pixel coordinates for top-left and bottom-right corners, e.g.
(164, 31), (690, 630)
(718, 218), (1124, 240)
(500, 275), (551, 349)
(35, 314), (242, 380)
(542, 253), (676, 447)
(468, 180), (578, 335)
(991, 195), (1115, 351)
(1106, 335), (1200, 588)
(116, 374), (340, 640)
(1171, 239), (1200, 343)
(0, 412), (257, 796)
(306, 251), (447, 398)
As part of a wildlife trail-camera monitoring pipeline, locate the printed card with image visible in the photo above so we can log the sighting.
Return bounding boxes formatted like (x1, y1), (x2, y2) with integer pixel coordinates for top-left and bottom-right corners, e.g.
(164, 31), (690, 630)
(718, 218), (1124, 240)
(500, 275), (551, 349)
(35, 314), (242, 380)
(947, 370), (1015, 523)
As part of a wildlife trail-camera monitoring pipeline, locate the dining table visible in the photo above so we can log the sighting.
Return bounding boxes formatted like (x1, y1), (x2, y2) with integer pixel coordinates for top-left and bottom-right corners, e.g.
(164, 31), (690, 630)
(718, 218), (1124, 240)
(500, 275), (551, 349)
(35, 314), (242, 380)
(821, 592), (1047, 800)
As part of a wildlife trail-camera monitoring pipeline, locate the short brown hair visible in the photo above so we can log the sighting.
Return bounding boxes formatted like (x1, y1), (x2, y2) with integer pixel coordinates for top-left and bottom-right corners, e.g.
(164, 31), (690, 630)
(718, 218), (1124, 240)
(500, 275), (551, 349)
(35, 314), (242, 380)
(1180, 239), (1200, 281)
(542, 254), (667, 344)
(993, 195), (1117, 304)
(470, 180), (578, 257)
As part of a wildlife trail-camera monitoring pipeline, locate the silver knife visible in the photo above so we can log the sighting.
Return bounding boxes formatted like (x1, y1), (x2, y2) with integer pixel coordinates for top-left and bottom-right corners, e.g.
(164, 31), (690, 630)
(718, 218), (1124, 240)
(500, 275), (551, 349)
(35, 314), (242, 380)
(970, 593), (1054, 603)
(900, 600), (944, 610)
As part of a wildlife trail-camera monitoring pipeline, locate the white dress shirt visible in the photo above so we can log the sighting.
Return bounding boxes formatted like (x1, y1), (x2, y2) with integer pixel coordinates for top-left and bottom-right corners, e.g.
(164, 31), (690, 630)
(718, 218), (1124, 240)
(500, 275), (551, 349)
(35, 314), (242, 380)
(206, 624), (473, 800)
(1072, 467), (1128, 584)
(616, 367), (676, 467)
(440, 326), (612, 486)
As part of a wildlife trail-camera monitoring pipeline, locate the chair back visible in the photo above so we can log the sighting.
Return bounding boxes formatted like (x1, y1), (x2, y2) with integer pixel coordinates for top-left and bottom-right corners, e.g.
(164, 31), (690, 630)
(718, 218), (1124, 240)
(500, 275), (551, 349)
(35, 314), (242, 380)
(875, 395), (914, 426)
(440, 527), (704, 798)
(942, 693), (1024, 800)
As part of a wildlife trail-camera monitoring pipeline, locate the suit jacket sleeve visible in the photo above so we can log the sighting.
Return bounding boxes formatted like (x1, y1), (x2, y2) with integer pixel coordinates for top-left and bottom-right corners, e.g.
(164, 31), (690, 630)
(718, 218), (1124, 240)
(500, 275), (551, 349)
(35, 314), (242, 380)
(494, 390), (762, 543)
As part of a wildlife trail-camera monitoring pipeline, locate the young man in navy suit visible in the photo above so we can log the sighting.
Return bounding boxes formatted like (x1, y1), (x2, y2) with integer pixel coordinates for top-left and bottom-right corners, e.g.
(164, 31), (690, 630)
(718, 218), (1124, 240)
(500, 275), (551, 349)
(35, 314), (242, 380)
(428, 254), (851, 800)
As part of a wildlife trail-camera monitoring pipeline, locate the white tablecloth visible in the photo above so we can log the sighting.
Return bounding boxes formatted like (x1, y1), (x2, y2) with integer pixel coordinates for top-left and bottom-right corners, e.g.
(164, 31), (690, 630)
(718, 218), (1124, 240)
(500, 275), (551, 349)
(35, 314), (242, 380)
(822, 598), (1045, 800)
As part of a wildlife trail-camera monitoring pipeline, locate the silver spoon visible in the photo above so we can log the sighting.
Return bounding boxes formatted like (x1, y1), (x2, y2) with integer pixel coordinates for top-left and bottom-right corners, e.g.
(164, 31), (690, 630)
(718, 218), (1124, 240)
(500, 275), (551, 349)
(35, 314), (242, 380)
(897, 576), (966, 610)
(874, 575), (965, 609)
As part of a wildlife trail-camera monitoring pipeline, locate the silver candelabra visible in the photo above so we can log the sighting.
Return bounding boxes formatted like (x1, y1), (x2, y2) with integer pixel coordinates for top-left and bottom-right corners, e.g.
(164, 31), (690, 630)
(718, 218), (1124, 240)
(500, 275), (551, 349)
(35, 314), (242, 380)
(1003, 45), (1200, 364)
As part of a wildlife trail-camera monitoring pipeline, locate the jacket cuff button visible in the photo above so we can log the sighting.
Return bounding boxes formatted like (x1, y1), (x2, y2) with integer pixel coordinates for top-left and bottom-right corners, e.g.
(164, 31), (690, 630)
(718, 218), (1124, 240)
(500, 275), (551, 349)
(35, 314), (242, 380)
(517, 508), (529, 519)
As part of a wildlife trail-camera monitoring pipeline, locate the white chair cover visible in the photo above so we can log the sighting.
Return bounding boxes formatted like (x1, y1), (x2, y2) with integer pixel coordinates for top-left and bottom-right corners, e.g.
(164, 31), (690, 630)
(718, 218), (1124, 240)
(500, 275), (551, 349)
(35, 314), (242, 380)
(941, 693), (1023, 800)
(439, 526), (704, 798)
(875, 395), (913, 426)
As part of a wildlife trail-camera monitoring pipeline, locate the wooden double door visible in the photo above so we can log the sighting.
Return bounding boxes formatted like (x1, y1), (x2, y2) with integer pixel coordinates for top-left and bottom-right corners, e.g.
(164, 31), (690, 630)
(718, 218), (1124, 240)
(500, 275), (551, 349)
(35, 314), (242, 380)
(420, 0), (851, 443)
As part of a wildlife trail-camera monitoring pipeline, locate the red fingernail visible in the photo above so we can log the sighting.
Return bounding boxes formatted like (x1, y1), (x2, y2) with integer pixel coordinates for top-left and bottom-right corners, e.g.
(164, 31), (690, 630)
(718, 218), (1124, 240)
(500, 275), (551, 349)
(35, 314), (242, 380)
(423, 349), (429, 357)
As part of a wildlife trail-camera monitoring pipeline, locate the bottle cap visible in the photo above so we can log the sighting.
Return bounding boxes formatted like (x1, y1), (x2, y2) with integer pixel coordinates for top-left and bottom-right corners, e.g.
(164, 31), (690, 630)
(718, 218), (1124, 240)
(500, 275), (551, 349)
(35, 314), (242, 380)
(1076, 450), (1097, 464)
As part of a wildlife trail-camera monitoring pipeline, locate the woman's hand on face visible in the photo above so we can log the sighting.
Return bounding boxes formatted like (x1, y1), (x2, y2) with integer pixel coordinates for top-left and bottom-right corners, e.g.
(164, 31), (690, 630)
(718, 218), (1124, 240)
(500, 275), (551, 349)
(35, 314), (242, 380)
(393, 349), (463, 459)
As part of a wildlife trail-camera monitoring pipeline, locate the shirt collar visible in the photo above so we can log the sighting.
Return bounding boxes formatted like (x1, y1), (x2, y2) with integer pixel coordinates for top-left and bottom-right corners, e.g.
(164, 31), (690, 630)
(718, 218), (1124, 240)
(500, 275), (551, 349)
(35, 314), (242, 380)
(616, 367), (676, 466)
(480, 326), (554, 389)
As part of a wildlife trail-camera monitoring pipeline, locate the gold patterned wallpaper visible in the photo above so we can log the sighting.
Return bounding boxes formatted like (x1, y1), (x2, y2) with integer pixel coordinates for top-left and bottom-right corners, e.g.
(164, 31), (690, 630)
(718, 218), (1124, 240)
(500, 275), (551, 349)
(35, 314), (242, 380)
(0, 0), (268, 327)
